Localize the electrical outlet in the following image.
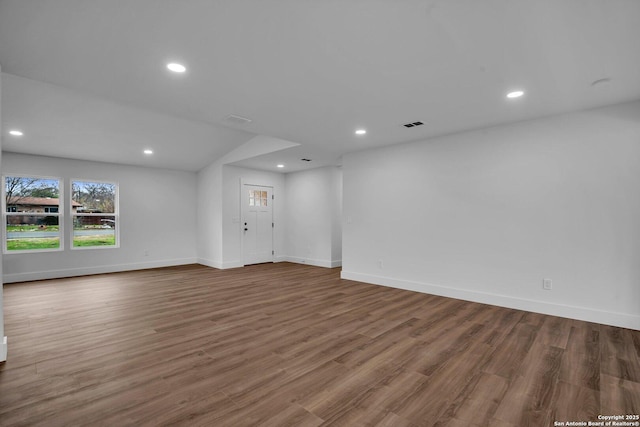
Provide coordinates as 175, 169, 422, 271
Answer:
543, 278, 552, 290
378, 259, 384, 269
144, 249, 149, 257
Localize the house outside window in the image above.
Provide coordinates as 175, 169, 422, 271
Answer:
3, 176, 64, 252
3, 177, 119, 252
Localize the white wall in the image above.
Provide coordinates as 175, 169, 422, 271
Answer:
284, 166, 342, 267
331, 167, 343, 264
196, 161, 224, 268
222, 165, 285, 268
2, 153, 198, 283
0, 66, 6, 361
342, 101, 640, 330
197, 162, 343, 270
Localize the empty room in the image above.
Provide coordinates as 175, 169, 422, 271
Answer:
0, 1, 639, 426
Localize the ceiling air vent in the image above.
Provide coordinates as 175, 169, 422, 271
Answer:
224, 114, 253, 126
403, 121, 424, 128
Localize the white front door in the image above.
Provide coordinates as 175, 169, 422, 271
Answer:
242, 184, 273, 265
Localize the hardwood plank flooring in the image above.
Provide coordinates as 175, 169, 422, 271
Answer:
1, 263, 639, 426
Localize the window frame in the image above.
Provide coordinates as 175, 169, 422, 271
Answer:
70, 178, 120, 250
2, 174, 64, 254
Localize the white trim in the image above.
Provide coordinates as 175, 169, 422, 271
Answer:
340, 270, 640, 331
3, 257, 197, 283
222, 260, 243, 269
0, 336, 7, 362
197, 257, 222, 269
280, 256, 342, 269
239, 178, 245, 266
197, 259, 243, 270
3, 246, 63, 255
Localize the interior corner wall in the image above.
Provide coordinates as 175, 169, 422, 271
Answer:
2, 153, 198, 283
341, 101, 640, 330
284, 166, 342, 268
197, 161, 224, 268
221, 165, 285, 268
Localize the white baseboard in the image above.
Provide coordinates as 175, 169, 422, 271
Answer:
0, 336, 7, 362
197, 258, 222, 269
3, 258, 198, 283
202, 257, 343, 269
221, 261, 243, 269
197, 258, 244, 269
279, 256, 342, 268
341, 270, 640, 331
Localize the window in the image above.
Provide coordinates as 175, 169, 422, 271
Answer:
3, 176, 62, 252
249, 190, 268, 207
72, 180, 118, 248
2, 177, 119, 252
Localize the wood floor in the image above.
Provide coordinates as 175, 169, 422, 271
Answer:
0, 263, 638, 426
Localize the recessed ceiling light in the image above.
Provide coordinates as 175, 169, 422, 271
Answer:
355, 129, 367, 135
143, 149, 153, 155
167, 63, 187, 73
506, 90, 524, 99
9, 129, 24, 136
277, 164, 285, 168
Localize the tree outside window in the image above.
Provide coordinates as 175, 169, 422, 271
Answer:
72, 180, 118, 248
3, 176, 62, 252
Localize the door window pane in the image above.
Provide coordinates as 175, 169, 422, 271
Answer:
250, 189, 268, 207
248, 189, 270, 207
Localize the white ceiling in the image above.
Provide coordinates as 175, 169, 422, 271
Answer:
1, 0, 639, 172
1, 73, 256, 171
